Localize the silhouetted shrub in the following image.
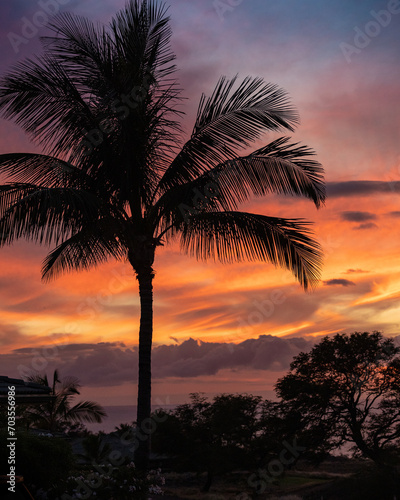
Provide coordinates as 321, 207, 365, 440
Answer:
0, 430, 75, 490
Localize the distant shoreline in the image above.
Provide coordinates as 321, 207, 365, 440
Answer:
85, 404, 176, 433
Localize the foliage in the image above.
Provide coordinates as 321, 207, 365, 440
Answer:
275, 331, 400, 466
0, 0, 325, 288
24, 370, 106, 433
114, 422, 135, 437
300, 463, 400, 500
0, 398, 33, 432
152, 393, 263, 490
77, 433, 112, 465
41, 463, 164, 500
0, 430, 76, 489
0, 0, 325, 469
151, 333, 400, 492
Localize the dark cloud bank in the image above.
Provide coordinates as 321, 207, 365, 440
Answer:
327, 181, 400, 198
339, 211, 379, 230
3, 334, 399, 388
324, 279, 356, 287
340, 211, 376, 222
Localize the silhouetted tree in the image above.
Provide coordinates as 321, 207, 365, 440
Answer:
25, 370, 106, 433
78, 433, 112, 465
0, 0, 324, 470
114, 422, 135, 437
275, 332, 400, 467
153, 393, 263, 491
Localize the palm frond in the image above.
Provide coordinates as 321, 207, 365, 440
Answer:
52, 369, 61, 393
43, 12, 111, 83
180, 211, 322, 290
156, 75, 300, 194
0, 53, 105, 157
153, 137, 325, 235
0, 186, 108, 246
0, 1, 325, 294
0, 184, 36, 221
59, 375, 81, 396
111, 0, 176, 80
195, 75, 299, 138
110, 0, 183, 205
26, 372, 49, 387
0, 153, 88, 188
67, 400, 107, 423
23, 371, 106, 430
215, 137, 325, 207
41, 224, 126, 281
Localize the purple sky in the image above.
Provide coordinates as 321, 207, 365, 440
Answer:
0, 0, 400, 413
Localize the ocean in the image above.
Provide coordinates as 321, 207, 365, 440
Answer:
86, 404, 176, 434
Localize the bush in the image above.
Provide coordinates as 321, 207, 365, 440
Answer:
44, 463, 165, 500
0, 430, 76, 490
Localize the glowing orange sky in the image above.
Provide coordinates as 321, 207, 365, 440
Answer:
0, 0, 399, 412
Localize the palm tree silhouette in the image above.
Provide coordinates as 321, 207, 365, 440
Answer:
25, 369, 106, 432
0, 1, 324, 469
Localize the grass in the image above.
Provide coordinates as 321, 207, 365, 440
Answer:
279, 474, 331, 488
160, 470, 334, 499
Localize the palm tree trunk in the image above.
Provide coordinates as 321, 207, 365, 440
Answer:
135, 268, 154, 471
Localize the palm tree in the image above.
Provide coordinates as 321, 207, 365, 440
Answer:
0, 1, 325, 469
25, 369, 106, 432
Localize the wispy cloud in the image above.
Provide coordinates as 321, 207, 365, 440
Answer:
341, 211, 377, 222
327, 181, 400, 198
354, 222, 378, 230
323, 279, 356, 287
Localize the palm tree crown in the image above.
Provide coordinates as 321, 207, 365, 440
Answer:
25, 369, 106, 432
0, 0, 325, 469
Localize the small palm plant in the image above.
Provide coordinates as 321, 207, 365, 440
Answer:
25, 369, 106, 433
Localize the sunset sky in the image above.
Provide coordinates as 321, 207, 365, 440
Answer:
0, 0, 399, 413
